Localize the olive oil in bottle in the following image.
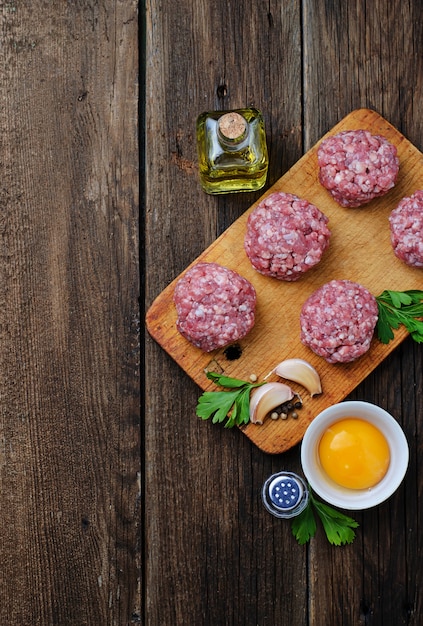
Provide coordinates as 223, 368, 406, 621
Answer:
196, 108, 268, 194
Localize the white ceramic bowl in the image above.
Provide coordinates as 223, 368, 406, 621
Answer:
301, 401, 409, 510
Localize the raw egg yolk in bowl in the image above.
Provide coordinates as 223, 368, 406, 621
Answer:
318, 417, 390, 490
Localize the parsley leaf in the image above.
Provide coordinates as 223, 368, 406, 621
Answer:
376, 290, 423, 344
291, 488, 359, 546
206, 372, 253, 388
196, 372, 265, 428
196, 389, 243, 425
291, 499, 317, 545
311, 495, 359, 546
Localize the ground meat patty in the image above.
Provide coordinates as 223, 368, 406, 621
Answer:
389, 190, 423, 267
317, 129, 399, 207
244, 192, 331, 281
173, 262, 256, 352
300, 279, 378, 363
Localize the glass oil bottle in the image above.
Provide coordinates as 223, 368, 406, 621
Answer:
196, 108, 268, 194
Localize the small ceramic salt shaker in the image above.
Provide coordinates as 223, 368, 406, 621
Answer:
261, 471, 309, 519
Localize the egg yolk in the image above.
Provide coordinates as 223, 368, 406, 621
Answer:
318, 418, 390, 489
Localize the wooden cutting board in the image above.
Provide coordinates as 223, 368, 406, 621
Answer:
146, 108, 423, 454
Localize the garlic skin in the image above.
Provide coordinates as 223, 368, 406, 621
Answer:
249, 382, 294, 425
272, 358, 322, 397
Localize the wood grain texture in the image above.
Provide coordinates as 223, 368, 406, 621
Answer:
303, 4, 423, 625
144, 0, 423, 624
146, 108, 422, 453
145, 1, 308, 624
0, 2, 140, 625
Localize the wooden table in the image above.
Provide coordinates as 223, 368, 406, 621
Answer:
0, 2, 139, 625
145, 2, 423, 626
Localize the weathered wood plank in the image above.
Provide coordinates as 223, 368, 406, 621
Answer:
304, 1, 423, 624
0, 2, 139, 624
145, 0, 306, 624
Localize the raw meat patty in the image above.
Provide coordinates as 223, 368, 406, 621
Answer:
300, 279, 378, 363
317, 129, 399, 207
173, 262, 256, 352
389, 190, 423, 267
244, 191, 331, 281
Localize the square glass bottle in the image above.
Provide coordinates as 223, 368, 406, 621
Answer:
196, 108, 268, 194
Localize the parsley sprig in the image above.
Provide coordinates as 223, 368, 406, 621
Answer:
196, 372, 265, 428
291, 489, 359, 546
376, 289, 423, 344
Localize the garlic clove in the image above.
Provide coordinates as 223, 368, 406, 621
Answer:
272, 358, 322, 397
249, 382, 294, 425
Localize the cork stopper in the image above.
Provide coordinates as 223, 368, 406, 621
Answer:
218, 112, 247, 141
